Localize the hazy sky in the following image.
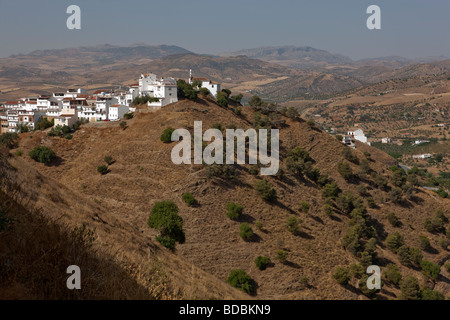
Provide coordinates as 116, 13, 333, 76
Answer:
0, 0, 449, 60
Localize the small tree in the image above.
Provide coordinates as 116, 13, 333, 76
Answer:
239, 223, 254, 241
199, 87, 210, 97
182, 192, 197, 207
421, 288, 445, 300
0, 132, 19, 149
386, 232, 404, 253
420, 260, 440, 281
286, 216, 301, 234
160, 127, 175, 143
350, 263, 365, 278
276, 250, 288, 264
400, 276, 420, 300
418, 235, 431, 251
104, 155, 113, 165
384, 263, 402, 285
226, 269, 254, 294
97, 165, 109, 175
299, 201, 310, 213
387, 212, 399, 227
227, 202, 243, 220
216, 91, 229, 108
254, 256, 271, 270
338, 161, 353, 180
148, 201, 185, 250
333, 266, 350, 285
29, 146, 56, 164
254, 179, 277, 202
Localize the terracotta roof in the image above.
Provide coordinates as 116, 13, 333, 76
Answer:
5, 101, 19, 104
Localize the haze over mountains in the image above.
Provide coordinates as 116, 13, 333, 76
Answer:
1, 43, 450, 102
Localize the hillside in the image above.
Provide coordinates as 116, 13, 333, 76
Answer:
2, 96, 449, 299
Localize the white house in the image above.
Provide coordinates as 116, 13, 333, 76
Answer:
412, 154, 432, 159
188, 70, 221, 98
17, 109, 45, 131
347, 128, 368, 144
138, 73, 178, 107
381, 137, 392, 144
95, 97, 117, 121
108, 104, 129, 121
7, 110, 19, 132
54, 108, 78, 128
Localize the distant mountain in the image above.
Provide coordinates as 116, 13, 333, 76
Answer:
12, 44, 194, 65
220, 46, 353, 68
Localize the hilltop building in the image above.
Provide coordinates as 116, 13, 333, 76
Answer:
188, 69, 221, 98
139, 73, 178, 107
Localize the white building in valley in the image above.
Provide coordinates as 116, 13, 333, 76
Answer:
347, 128, 369, 145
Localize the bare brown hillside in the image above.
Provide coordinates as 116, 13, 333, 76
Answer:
3, 97, 450, 299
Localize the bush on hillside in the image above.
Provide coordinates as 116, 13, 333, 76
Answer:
29, 146, 56, 164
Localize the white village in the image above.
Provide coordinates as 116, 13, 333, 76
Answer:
0, 71, 221, 134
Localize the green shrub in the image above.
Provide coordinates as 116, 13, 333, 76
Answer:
226, 269, 254, 294
35, 117, 53, 131
386, 232, 404, 253
420, 260, 440, 280
342, 148, 359, 164
321, 181, 340, 199
387, 212, 399, 227
388, 187, 403, 203
276, 250, 288, 264
97, 165, 109, 175
324, 204, 334, 216
421, 288, 445, 300
384, 263, 402, 285
286, 216, 301, 234
15, 150, 23, 157
0, 132, 18, 148
418, 235, 431, 251
148, 201, 185, 249
254, 256, 271, 270
226, 202, 243, 220
239, 223, 254, 241
104, 155, 113, 165
216, 91, 229, 108
366, 196, 376, 208
350, 263, 364, 278
119, 121, 127, 130
254, 179, 277, 202
299, 201, 310, 213
359, 274, 379, 298
333, 266, 350, 285
182, 192, 197, 207
160, 127, 175, 143
439, 238, 448, 250
199, 87, 210, 97
155, 236, 176, 250
124, 113, 134, 120
29, 146, 56, 164
400, 276, 420, 300
255, 221, 263, 230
